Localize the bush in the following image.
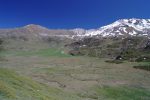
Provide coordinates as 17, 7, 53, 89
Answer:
105, 60, 124, 64
0, 39, 3, 51
133, 65, 150, 71
135, 56, 150, 62
121, 48, 140, 59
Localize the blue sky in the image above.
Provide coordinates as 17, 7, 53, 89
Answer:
0, 0, 150, 29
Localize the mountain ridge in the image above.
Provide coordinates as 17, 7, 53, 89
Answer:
0, 18, 150, 47
0, 18, 150, 39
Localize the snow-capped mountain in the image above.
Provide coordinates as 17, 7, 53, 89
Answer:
1, 18, 150, 40
72, 18, 150, 37
1, 18, 150, 53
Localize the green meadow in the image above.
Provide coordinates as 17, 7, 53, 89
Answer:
0, 48, 150, 100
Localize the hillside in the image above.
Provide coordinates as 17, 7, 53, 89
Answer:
0, 18, 150, 100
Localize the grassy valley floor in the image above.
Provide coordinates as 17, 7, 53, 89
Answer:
0, 48, 150, 100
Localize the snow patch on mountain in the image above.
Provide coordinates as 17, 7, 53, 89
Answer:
72, 18, 150, 37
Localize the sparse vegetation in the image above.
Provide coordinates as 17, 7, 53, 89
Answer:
0, 48, 71, 57
0, 46, 150, 100
79, 86, 150, 100
0, 68, 81, 100
99, 86, 150, 100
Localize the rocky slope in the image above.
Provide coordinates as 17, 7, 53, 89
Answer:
68, 19, 150, 60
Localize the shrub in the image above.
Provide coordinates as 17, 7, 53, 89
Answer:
133, 65, 150, 71
135, 56, 150, 62
105, 60, 124, 64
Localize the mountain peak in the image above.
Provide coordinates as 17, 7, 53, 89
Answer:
24, 24, 48, 30
117, 18, 150, 25
82, 18, 150, 37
